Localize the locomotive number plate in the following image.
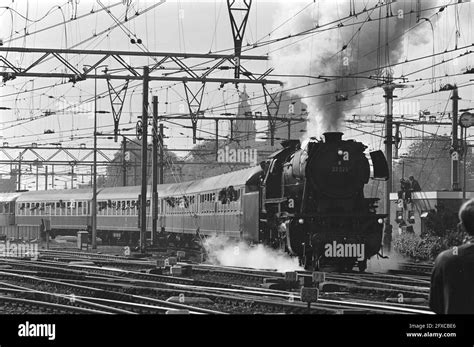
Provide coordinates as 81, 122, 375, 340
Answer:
331, 166, 349, 173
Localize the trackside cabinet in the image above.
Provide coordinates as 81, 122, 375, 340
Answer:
77, 230, 89, 250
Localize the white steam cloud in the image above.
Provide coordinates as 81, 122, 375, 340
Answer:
270, 0, 441, 139
367, 249, 408, 273
203, 235, 303, 272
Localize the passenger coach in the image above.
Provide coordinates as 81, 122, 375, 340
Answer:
11, 166, 263, 247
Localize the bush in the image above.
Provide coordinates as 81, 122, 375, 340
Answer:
422, 204, 459, 238
394, 230, 465, 261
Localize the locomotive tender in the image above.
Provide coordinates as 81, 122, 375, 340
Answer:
0, 132, 388, 271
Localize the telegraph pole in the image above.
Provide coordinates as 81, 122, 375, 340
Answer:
451, 85, 461, 191
159, 124, 164, 184
36, 165, 39, 191
215, 120, 219, 161
152, 95, 158, 244
91, 74, 98, 249
122, 137, 127, 186
382, 78, 412, 253
17, 153, 21, 191
383, 83, 394, 252
139, 66, 150, 253
45, 166, 48, 190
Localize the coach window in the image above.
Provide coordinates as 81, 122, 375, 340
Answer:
110, 201, 115, 216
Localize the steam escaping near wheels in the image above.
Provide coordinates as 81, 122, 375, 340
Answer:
202, 235, 303, 272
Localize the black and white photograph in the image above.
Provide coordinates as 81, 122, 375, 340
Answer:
0, 0, 473, 345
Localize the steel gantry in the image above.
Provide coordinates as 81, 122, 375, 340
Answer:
0, 0, 283, 252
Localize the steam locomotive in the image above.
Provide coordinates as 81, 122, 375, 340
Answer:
0, 132, 388, 272
260, 132, 389, 271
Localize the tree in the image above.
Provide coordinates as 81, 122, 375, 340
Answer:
181, 139, 246, 181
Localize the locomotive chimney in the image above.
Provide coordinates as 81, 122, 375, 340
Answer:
323, 132, 343, 143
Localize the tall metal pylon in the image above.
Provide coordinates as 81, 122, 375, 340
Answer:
227, 0, 252, 80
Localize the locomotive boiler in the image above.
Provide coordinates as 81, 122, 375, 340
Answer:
260, 132, 389, 271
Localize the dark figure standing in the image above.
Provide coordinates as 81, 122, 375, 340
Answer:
408, 176, 421, 192
429, 199, 474, 314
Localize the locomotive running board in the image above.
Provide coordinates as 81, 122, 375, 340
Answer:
264, 197, 288, 204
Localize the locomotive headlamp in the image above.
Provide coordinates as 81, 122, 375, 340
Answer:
298, 218, 304, 224
337, 149, 343, 155
377, 218, 384, 224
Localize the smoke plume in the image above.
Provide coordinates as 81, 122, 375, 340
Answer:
271, 0, 440, 138
203, 235, 303, 272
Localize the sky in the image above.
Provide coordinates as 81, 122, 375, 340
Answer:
0, 0, 473, 189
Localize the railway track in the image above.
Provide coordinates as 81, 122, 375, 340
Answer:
0, 256, 434, 314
